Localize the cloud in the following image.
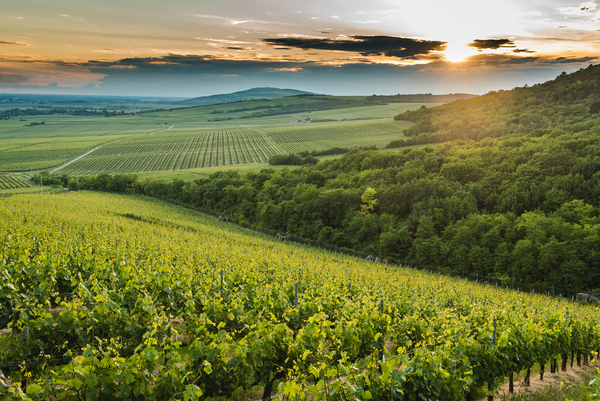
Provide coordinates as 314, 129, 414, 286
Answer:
467, 39, 516, 50
194, 37, 251, 45
60, 14, 85, 21
0, 39, 30, 46
351, 20, 381, 24
8, 17, 23, 20
92, 49, 120, 53
190, 13, 290, 26
557, 2, 597, 16
262, 35, 447, 59
267, 67, 303, 72
543, 56, 598, 64
513, 49, 535, 53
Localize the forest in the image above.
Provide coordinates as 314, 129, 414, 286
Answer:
51, 64, 600, 296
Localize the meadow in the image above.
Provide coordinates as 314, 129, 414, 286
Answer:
1, 191, 599, 400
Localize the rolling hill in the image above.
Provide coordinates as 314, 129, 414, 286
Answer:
172, 87, 316, 106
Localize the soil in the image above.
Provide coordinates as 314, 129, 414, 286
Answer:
493, 360, 600, 400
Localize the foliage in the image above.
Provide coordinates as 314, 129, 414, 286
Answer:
2, 192, 600, 400
269, 153, 319, 166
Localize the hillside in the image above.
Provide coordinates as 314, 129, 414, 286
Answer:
2, 192, 600, 400
394, 64, 600, 143
172, 87, 315, 106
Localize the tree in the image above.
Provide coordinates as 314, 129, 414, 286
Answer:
360, 187, 378, 215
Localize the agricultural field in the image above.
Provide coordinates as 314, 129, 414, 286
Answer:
292, 102, 444, 122
0, 115, 165, 171
0, 174, 30, 190
1, 191, 599, 400
262, 119, 413, 153
58, 127, 282, 174
0, 97, 433, 174
56, 119, 414, 175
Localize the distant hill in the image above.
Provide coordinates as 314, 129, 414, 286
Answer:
173, 87, 316, 107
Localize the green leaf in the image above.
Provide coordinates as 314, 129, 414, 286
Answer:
183, 384, 203, 401
26, 383, 43, 396
203, 361, 213, 375
144, 346, 159, 362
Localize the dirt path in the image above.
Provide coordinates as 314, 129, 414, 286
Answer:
494, 360, 600, 400
50, 145, 106, 175
148, 124, 174, 135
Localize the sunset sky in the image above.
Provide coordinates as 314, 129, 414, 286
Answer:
1, 0, 599, 97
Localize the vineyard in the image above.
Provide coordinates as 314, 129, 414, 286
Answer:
1, 192, 599, 400
0, 174, 30, 190
56, 120, 414, 175
59, 128, 282, 175
262, 120, 412, 153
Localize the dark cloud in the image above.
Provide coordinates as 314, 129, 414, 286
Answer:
468, 39, 516, 50
0, 39, 29, 46
544, 56, 597, 64
513, 49, 535, 53
262, 35, 447, 59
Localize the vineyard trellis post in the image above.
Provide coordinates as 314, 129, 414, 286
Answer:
488, 318, 496, 401
379, 299, 385, 373
294, 282, 298, 306
21, 327, 29, 390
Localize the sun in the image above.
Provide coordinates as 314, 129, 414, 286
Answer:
444, 42, 478, 63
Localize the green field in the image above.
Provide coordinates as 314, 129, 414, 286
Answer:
0, 97, 431, 174
262, 119, 413, 153
2, 191, 599, 400
53, 119, 412, 175
0, 173, 31, 190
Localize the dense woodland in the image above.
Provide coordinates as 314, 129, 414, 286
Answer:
54, 65, 600, 296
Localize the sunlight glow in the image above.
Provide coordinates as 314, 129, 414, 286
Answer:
444, 42, 478, 63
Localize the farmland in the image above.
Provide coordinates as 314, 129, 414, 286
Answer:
59, 127, 282, 174
1, 191, 599, 400
0, 97, 431, 174
0, 174, 30, 190
54, 120, 413, 175
262, 119, 413, 153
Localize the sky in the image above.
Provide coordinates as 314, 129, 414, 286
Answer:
1, 0, 599, 97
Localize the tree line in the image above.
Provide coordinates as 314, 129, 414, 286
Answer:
49, 123, 600, 295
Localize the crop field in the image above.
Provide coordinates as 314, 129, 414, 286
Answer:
1, 191, 599, 400
0, 98, 433, 174
59, 127, 282, 174
293, 102, 444, 121
56, 119, 413, 174
0, 115, 165, 171
263, 119, 413, 153
0, 174, 30, 190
